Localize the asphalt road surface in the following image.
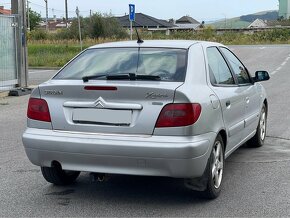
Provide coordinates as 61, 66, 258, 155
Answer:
1, 45, 290, 217
28, 69, 57, 86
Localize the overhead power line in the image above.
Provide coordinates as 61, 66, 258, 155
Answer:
28, 1, 90, 14
26, 1, 225, 22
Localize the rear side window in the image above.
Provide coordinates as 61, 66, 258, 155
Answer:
219, 47, 251, 85
54, 48, 187, 82
207, 47, 235, 85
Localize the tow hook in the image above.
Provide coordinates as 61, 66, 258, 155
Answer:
90, 173, 109, 183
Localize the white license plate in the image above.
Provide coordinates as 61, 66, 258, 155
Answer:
73, 108, 132, 125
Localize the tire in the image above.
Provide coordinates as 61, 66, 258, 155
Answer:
202, 134, 225, 199
248, 104, 267, 148
41, 166, 80, 186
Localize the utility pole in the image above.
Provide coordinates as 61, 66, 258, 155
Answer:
222, 13, 227, 29
224, 17, 227, 29
11, 0, 28, 87
52, 8, 55, 22
65, 0, 68, 28
27, 0, 30, 31
44, 0, 48, 31
11, 0, 18, 14
76, 7, 83, 51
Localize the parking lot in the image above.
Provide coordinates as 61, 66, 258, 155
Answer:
1, 45, 290, 217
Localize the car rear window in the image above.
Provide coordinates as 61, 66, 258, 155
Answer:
53, 48, 187, 82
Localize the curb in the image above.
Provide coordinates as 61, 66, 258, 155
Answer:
29, 67, 61, 71
0, 91, 9, 98
0, 86, 37, 98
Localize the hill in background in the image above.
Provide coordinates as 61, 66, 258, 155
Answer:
209, 11, 278, 29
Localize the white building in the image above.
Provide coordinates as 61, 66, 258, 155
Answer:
247, 19, 268, 28
279, 0, 290, 19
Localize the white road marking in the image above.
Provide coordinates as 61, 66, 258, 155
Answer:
271, 71, 277, 75
281, 61, 287, 66
260, 47, 266, 50
271, 55, 290, 76
29, 70, 57, 74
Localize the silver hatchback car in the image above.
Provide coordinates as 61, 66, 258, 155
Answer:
23, 40, 269, 199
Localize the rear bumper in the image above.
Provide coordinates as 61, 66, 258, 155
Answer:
22, 128, 216, 178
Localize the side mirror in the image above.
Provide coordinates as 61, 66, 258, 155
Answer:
254, 71, 270, 82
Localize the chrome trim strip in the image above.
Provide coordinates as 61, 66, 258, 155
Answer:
225, 130, 256, 158
228, 120, 244, 137
63, 96, 143, 110
245, 112, 259, 127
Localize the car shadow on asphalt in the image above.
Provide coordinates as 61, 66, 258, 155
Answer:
42, 174, 213, 206
40, 144, 265, 206
40, 140, 282, 207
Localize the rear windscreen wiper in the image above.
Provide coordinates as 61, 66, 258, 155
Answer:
83, 73, 161, 82
107, 74, 161, 81
137, 75, 161, 81
82, 74, 107, 82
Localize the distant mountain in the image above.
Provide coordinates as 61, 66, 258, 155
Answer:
209, 18, 250, 29
209, 11, 278, 29
240, 11, 278, 22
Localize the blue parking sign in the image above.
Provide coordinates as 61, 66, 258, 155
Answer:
129, 4, 135, 21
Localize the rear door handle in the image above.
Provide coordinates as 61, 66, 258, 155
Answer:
246, 97, 250, 104
226, 100, 231, 108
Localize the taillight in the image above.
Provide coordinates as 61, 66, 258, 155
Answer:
27, 98, 51, 122
155, 103, 201, 128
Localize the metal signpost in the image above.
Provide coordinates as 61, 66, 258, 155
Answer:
44, 0, 48, 31
76, 7, 83, 51
129, 4, 135, 40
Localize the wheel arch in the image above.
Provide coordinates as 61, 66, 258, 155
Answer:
218, 129, 227, 152
263, 99, 268, 114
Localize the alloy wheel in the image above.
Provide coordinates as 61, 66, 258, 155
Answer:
211, 141, 224, 189
260, 109, 266, 141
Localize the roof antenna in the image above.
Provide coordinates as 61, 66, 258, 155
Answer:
135, 28, 144, 44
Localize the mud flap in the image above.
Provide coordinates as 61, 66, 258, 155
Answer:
184, 157, 210, 191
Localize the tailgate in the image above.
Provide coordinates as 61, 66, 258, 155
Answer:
39, 80, 183, 135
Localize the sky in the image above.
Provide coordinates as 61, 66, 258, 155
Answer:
1, 0, 279, 22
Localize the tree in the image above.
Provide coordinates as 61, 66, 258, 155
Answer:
68, 13, 127, 39
86, 13, 105, 39
27, 8, 41, 31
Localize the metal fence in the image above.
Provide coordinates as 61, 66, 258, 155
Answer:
0, 15, 18, 91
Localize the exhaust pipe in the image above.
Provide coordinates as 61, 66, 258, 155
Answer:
90, 173, 109, 183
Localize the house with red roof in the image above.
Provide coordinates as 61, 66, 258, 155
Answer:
0, 6, 11, 15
